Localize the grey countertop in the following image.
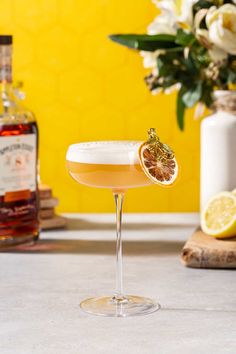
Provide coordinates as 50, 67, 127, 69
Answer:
0, 213, 235, 354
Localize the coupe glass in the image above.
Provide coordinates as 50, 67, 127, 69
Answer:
66, 141, 160, 317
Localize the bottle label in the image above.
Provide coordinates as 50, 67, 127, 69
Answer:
0, 134, 37, 197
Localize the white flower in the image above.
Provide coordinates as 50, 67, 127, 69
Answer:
150, 1, 178, 35
164, 83, 181, 94
206, 4, 236, 55
196, 28, 228, 62
140, 50, 161, 69
194, 8, 208, 29
151, 88, 162, 95
147, 14, 177, 35
152, 0, 198, 27
152, 0, 176, 15
194, 102, 205, 119
209, 46, 228, 62
179, 0, 198, 26
143, 3, 176, 71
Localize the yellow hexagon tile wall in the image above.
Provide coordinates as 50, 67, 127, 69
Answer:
0, 0, 200, 212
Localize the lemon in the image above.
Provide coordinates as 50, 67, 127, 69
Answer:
201, 191, 236, 239
232, 188, 236, 197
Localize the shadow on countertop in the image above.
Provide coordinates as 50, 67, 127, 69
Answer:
1, 216, 195, 255
65, 217, 198, 232
1, 239, 184, 255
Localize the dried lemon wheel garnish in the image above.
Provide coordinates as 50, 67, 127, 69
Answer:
139, 128, 179, 186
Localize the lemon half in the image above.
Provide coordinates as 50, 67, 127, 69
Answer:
232, 188, 236, 197
201, 191, 236, 239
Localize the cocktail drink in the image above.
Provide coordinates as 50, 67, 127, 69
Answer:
67, 141, 152, 191
66, 132, 178, 317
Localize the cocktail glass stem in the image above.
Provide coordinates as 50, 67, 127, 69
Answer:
113, 192, 125, 301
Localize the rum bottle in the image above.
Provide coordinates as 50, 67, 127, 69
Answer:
0, 35, 39, 247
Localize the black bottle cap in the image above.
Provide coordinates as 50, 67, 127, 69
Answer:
0, 35, 13, 45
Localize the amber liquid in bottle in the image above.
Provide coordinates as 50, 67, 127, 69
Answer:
0, 121, 39, 246
0, 35, 39, 247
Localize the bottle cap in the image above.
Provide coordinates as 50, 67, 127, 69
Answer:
0, 35, 13, 45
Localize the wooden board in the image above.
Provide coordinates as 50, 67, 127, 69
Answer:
39, 208, 55, 219
40, 198, 59, 209
181, 228, 236, 269
40, 215, 67, 230
39, 184, 52, 200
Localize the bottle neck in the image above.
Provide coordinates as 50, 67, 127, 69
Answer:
212, 90, 236, 116
0, 44, 12, 90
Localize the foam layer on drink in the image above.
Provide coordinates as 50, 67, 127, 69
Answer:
66, 141, 142, 165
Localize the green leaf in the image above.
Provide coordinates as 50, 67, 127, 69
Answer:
109, 34, 178, 52
157, 56, 168, 76
175, 29, 195, 47
177, 88, 186, 131
193, 0, 212, 12
182, 82, 202, 108
201, 82, 213, 107
227, 69, 236, 84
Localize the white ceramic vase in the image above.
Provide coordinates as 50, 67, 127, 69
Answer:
200, 91, 236, 210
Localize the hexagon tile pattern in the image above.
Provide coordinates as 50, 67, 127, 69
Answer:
0, 0, 200, 212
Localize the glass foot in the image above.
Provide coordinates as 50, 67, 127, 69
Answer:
80, 295, 160, 317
